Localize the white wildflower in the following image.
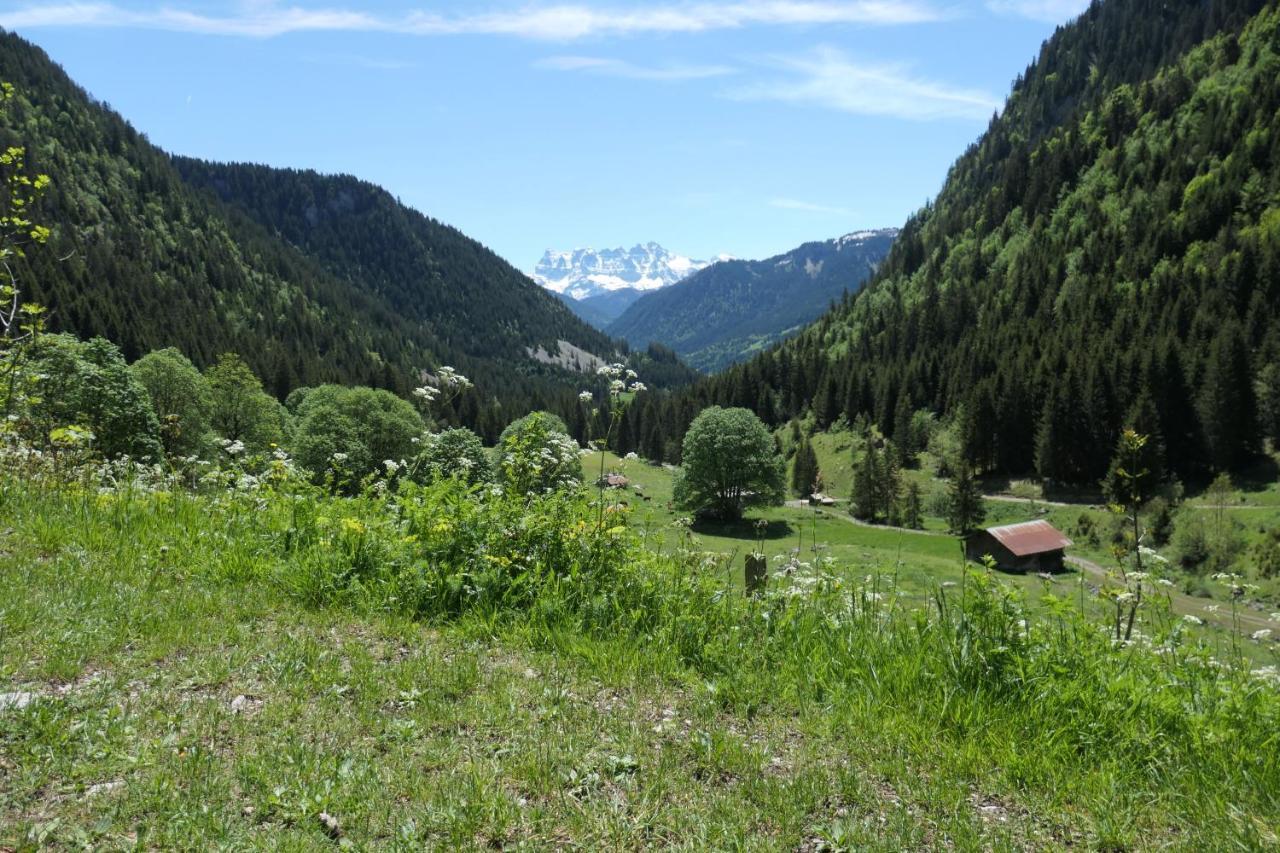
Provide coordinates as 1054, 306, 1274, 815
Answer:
1138, 546, 1168, 565
629, 382, 647, 393
1182, 614, 1204, 626
383, 459, 400, 475
331, 452, 349, 464
1252, 629, 1273, 641
579, 391, 593, 403
1252, 666, 1280, 685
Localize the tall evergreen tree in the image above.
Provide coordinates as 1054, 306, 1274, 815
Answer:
791, 437, 819, 497
1198, 322, 1258, 471
945, 466, 986, 536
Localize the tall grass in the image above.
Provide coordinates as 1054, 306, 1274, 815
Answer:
2, 450, 1278, 846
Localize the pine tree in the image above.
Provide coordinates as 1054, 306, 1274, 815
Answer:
878, 443, 903, 525
1198, 322, 1258, 471
893, 394, 915, 461
791, 437, 819, 497
902, 481, 923, 530
851, 444, 881, 521
945, 466, 985, 535
1256, 362, 1280, 448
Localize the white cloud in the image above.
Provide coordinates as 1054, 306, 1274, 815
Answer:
0, 1, 945, 40
986, 0, 1090, 24
770, 197, 853, 216
535, 55, 736, 81
729, 46, 1000, 121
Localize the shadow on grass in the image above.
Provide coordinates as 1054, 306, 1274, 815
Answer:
1232, 454, 1280, 493
691, 517, 794, 541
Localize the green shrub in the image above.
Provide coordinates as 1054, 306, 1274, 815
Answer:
24, 334, 161, 459
498, 411, 568, 446
412, 427, 492, 487
496, 411, 581, 496
290, 385, 423, 487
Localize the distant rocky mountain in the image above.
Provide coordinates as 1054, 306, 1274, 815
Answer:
533, 243, 724, 325
608, 229, 897, 372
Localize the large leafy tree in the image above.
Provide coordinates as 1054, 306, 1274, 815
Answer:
673, 406, 784, 521
205, 353, 284, 452
25, 334, 161, 459
131, 347, 211, 457
290, 384, 423, 485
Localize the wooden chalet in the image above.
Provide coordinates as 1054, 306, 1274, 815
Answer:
965, 520, 1073, 572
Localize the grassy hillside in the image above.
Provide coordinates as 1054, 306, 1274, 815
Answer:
3, 449, 1280, 849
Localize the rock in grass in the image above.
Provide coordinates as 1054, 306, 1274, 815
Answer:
0, 692, 36, 710
318, 811, 342, 839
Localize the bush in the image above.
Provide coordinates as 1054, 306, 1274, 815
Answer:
1174, 514, 1211, 570
131, 347, 212, 457
24, 334, 162, 459
413, 427, 492, 487
496, 411, 581, 496
1251, 528, 1280, 579
1146, 496, 1174, 546
498, 411, 568, 447
290, 385, 424, 487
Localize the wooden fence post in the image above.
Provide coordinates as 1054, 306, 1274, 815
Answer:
745, 553, 767, 596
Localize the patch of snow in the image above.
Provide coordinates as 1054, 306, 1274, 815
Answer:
836, 227, 899, 250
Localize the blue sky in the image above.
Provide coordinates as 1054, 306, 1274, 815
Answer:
0, 1, 1089, 270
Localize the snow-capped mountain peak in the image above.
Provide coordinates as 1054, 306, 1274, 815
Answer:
836, 227, 899, 249
532, 243, 721, 301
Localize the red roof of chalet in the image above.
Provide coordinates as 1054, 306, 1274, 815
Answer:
984, 520, 1073, 557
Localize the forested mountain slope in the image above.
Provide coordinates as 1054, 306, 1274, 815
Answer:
172, 158, 618, 375
649, 0, 1279, 483
0, 31, 656, 439
608, 229, 896, 372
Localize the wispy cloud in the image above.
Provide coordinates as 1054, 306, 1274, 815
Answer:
0, 1, 945, 40
729, 46, 1000, 121
986, 0, 1090, 24
535, 55, 735, 81
770, 197, 853, 216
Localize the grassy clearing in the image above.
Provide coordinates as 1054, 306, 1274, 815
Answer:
584, 452, 1280, 650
